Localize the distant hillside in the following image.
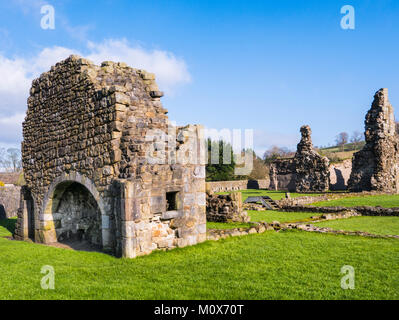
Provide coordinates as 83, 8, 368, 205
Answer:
318, 141, 365, 163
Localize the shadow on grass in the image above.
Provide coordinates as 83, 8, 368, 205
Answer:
0, 218, 16, 235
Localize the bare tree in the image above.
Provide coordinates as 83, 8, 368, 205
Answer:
336, 132, 349, 152
0, 148, 22, 173
263, 146, 293, 163
248, 155, 269, 180
350, 131, 363, 150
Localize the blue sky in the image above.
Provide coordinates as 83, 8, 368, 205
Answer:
0, 0, 398, 155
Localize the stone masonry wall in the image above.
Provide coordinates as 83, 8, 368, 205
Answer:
0, 185, 21, 218
294, 125, 330, 192
269, 159, 296, 191
329, 159, 352, 191
206, 192, 250, 223
348, 88, 399, 193
269, 125, 329, 192
16, 55, 206, 258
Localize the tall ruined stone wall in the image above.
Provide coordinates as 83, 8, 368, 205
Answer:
294, 125, 330, 192
269, 126, 329, 192
329, 159, 352, 191
16, 55, 206, 258
269, 159, 296, 191
348, 89, 399, 193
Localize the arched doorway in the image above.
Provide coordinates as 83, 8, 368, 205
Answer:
41, 175, 107, 252
53, 182, 102, 248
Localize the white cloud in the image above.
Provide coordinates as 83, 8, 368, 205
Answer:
0, 39, 191, 146
29, 46, 79, 75
86, 39, 191, 93
0, 113, 24, 145
0, 56, 31, 120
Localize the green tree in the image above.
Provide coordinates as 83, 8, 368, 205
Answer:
206, 139, 238, 181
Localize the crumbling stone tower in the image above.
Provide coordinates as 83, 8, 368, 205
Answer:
348, 88, 399, 193
14, 55, 206, 258
294, 125, 330, 192
269, 125, 329, 192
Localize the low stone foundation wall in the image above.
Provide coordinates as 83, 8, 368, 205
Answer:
281, 204, 399, 217
277, 191, 393, 207
294, 224, 399, 239
207, 207, 399, 242
207, 210, 361, 241
207, 222, 274, 241
278, 195, 333, 207
206, 180, 269, 193
0, 185, 21, 219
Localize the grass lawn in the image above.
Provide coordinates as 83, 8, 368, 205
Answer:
1, 218, 399, 299
248, 210, 320, 223
217, 189, 323, 201
314, 216, 399, 236
0, 218, 16, 237
312, 194, 399, 208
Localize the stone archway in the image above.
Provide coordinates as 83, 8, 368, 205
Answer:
52, 182, 102, 248
40, 172, 110, 251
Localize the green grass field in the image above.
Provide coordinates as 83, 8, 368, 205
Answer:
1, 220, 399, 300
206, 211, 320, 230
3, 190, 399, 300
312, 194, 399, 208
314, 216, 399, 236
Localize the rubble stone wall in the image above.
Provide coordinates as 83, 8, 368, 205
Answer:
269, 159, 296, 191
15, 55, 206, 258
278, 194, 333, 207
329, 159, 352, 191
348, 88, 399, 193
0, 185, 21, 218
269, 126, 329, 192
294, 126, 330, 192
206, 192, 250, 223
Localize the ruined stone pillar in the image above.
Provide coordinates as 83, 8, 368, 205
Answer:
348, 88, 399, 193
294, 125, 330, 192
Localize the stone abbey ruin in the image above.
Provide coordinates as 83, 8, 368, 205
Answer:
348, 88, 399, 193
14, 55, 206, 258
270, 88, 399, 194
269, 125, 330, 192
8, 53, 399, 258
